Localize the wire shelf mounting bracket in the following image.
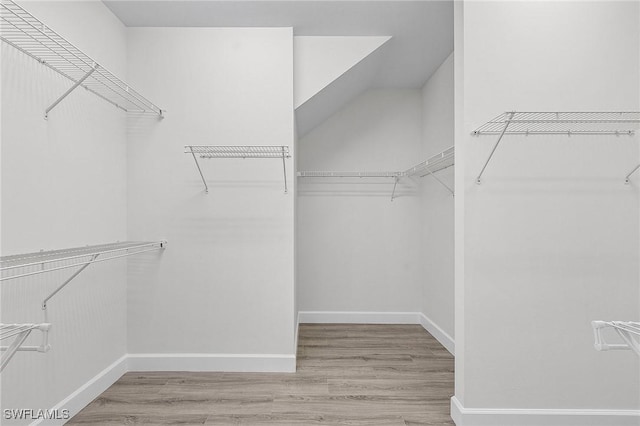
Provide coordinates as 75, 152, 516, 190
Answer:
472, 112, 640, 184
185, 146, 291, 194
592, 320, 640, 356
1, 0, 164, 119
0, 323, 51, 372
625, 164, 640, 184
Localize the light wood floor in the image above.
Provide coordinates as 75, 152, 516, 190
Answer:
69, 324, 455, 425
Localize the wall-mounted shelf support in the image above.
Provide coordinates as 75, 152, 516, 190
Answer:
184, 146, 291, 194
1, 0, 164, 119
624, 164, 640, 184
44, 63, 98, 120
0, 324, 51, 372
475, 112, 514, 184
592, 320, 640, 356
473, 112, 640, 183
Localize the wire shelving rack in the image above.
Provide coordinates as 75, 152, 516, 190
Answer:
298, 146, 455, 200
472, 112, 640, 183
0, 0, 163, 119
185, 145, 291, 194
0, 241, 166, 372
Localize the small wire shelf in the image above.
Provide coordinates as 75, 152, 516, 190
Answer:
592, 320, 640, 356
186, 145, 290, 159
297, 171, 402, 178
1, 323, 51, 373
472, 111, 640, 183
0, 0, 163, 119
184, 145, 291, 194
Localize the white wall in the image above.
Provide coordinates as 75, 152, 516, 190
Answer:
455, 0, 639, 420
1, 1, 129, 422
296, 89, 423, 314
126, 28, 296, 363
421, 53, 455, 341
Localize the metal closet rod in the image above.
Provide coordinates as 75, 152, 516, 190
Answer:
0, 0, 163, 119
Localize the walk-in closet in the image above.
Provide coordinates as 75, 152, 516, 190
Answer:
1, 1, 638, 425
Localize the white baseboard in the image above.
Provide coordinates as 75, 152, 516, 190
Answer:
298, 310, 455, 356
298, 310, 423, 324
418, 312, 455, 355
451, 396, 640, 426
127, 353, 296, 373
31, 355, 128, 426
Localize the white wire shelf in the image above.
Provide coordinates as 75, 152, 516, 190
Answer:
473, 112, 640, 136
592, 320, 640, 356
404, 146, 455, 176
0, 241, 167, 282
403, 146, 455, 196
184, 145, 291, 194
0, 323, 51, 372
297, 146, 455, 200
0, 241, 165, 372
0, 0, 163, 119
472, 112, 640, 183
297, 171, 402, 178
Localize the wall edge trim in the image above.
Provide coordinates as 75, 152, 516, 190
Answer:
418, 312, 455, 355
450, 396, 640, 426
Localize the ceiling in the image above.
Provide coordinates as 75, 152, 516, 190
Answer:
103, 0, 454, 88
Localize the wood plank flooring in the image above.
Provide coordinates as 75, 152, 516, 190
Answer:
69, 324, 454, 425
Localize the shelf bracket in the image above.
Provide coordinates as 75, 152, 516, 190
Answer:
44, 63, 98, 120
189, 147, 209, 193
42, 254, 99, 311
625, 164, 640, 184
476, 111, 515, 184
282, 146, 288, 194
390, 176, 400, 201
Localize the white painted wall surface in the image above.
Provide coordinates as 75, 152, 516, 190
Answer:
1, 1, 129, 422
457, 0, 639, 415
421, 53, 454, 340
297, 89, 423, 313
126, 28, 296, 359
